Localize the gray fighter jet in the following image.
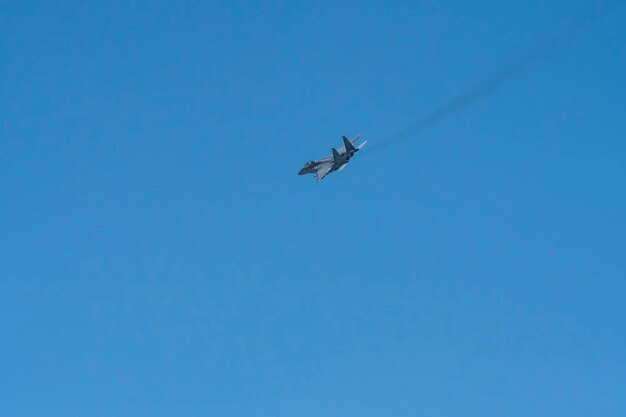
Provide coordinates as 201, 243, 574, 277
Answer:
298, 135, 368, 182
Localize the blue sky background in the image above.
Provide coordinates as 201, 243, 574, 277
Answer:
2, 1, 625, 416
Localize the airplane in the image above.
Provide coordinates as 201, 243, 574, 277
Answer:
298, 135, 367, 182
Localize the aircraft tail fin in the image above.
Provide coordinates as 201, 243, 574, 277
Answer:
342, 136, 356, 153
332, 148, 342, 164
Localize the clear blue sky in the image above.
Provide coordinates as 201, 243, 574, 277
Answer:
2, 1, 625, 416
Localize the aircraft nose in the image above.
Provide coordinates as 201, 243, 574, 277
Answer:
298, 168, 306, 175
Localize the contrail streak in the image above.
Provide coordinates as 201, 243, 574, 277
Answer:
365, 2, 619, 154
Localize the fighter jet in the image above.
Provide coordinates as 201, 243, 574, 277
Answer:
298, 135, 367, 182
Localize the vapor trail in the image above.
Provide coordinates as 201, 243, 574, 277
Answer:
365, 3, 619, 154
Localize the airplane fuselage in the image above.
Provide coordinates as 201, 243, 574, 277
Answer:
298, 159, 328, 175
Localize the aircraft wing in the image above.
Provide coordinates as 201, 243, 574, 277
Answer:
315, 162, 333, 182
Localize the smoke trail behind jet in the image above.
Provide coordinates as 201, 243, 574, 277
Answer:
365, 3, 619, 154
